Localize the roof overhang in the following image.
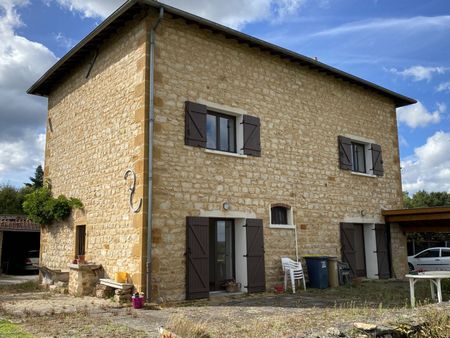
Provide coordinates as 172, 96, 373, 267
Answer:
0, 215, 40, 232
27, 0, 416, 107
382, 207, 450, 233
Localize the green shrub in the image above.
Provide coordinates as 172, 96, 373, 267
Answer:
23, 187, 83, 225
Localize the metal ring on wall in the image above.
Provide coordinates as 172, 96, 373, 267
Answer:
124, 169, 142, 213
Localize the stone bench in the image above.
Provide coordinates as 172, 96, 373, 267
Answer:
97, 278, 134, 303
99, 278, 133, 290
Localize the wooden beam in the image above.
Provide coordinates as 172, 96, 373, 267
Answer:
385, 212, 450, 223
382, 207, 450, 216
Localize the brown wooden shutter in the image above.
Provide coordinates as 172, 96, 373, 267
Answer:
186, 216, 209, 299
338, 136, 352, 170
242, 115, 261, 157
371, 144, 384, 176
375, 223, 391, 279
185, 101, 207, 147
340, 223, 357, 277
245, 219, 265, 293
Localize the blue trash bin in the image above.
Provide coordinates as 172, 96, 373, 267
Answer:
305, 256, 329, 289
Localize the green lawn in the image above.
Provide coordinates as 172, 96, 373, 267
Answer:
0, 320, 34, 338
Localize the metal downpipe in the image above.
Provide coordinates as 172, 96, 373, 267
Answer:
146, 6, 164, 302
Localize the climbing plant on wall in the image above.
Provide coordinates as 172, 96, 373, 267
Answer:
23, 187, 83, 225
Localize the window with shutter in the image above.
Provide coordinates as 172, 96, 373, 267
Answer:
338, 135, 383, 177
242, 115, 261, 157
206, 111, 236, 153
185, 101, 261, 158
338, 136, 352, 171
185, 101, 207, 147
371, 144, 384, 176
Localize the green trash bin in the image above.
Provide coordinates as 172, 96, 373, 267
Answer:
305, 256, 329, 289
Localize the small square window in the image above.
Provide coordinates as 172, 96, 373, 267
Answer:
271, 206, 288, 225
269, 204, 294, 228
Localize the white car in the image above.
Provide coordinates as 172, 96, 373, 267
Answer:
24, 250, 39, 272
408, 247, 450, 271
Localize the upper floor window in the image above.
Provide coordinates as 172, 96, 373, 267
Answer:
352, 142, 366, 173
185, 101, 261, 157
338, 135, 384, 176
206, 111, 236, 153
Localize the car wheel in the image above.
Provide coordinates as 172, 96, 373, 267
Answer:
408, 263, 414, 271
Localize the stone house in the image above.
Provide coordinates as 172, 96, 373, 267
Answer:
28, 0, 416, 301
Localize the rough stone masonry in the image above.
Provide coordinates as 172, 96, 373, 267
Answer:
39, 6, 408, 301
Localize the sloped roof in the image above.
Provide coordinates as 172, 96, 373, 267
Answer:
27, 0, 416, 107
0, 215, 40, 232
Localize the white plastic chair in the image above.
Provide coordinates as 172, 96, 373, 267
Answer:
281, 257, 306, 293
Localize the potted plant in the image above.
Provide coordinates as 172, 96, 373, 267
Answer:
222, 279, 241, 293
274, 284, 284, 293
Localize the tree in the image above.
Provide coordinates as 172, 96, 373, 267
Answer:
403, 190, 450, 255
26, 165, 44, 189
0, 185, 25, 214
403, 190, 450, 208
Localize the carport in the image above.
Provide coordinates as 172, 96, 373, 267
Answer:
382, 207, 450, 255
0, 215, 40, 274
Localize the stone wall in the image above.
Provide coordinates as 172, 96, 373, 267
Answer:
149, 13, 406, 300
390, 223, 408, 278
42, 15, 149, 291
41, 8, 408, 301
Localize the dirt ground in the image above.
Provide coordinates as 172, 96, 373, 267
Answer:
0, 279, 449, 337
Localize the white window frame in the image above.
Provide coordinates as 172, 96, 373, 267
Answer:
198, 99, 247, 158
344, 134, 376, 178
269, 204, 295, 229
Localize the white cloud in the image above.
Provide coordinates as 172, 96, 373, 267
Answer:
162, 0, 305, 28
54, 32, 76, 51
53, 0, 124, 19
389, 66, 448, 82
0, 1, 56, 185
396, 102, 444, 129
51, 0, 306, 29
402, 131, 450, 194
399, 134, 409, 147
437, 81, 450, 92
0, 132, 45, 175
312, 15, 450, 37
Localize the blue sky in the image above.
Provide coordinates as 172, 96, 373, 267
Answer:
0, 0, 450, 193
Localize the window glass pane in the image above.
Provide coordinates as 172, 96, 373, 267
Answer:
417, 249, 439, 258
228, 118, 235, 152
219, 117, 229, 151
206, 114, 216, 149
352, 143, 366, 173
442, 249, 450, 257
271, 206, 288, 224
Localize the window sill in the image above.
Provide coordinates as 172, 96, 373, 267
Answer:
269, 224, 296, 229
204, 149, 248, 158
351, 171, 377, 178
